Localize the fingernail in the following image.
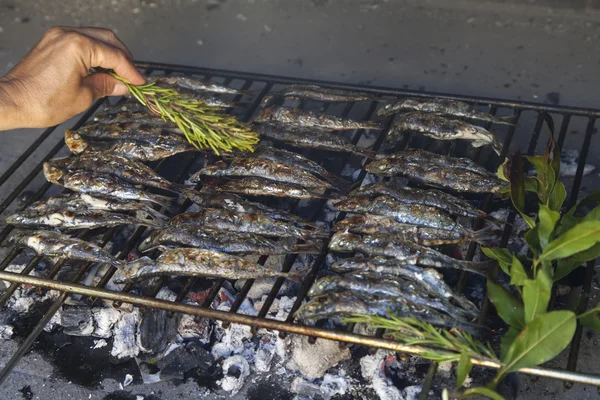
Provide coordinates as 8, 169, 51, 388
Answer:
111, 81, 128, 96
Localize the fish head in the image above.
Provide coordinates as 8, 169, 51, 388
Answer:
43, 162, 65, 184
296, 291, 364, 320
112, 256, 155, 284
64, 129, 88, 154
332, 197, 364, 213
253, 108, 275, 123
307, 275, 338, 297
329, 231, 360, 252
333, 215, 365, 231
6, 230, 28, 245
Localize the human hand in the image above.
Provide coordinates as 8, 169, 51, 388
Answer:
0, 26, 145, 130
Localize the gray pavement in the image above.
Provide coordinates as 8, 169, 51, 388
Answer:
0, 0, 600, 399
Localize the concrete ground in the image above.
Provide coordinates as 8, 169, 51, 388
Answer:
0, 0, 600, 399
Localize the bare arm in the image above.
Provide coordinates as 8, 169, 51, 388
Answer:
0, 26, 145, 130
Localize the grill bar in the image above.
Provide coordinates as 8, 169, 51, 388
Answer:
0, 62, 598, 391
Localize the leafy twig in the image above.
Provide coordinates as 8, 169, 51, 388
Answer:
110, 72, 259, 155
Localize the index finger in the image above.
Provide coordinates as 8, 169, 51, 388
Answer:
86, 39, 145, 85
70, 27, 134, 60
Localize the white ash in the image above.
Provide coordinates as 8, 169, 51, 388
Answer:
560, 149, 595, 177
8, 287, 60, 315
211, 322, 254, 361
155, 287, 178, 301
92, 307, 122, 338
254, 332, 278, 372
437, 361, 452, 378
177, 314, 212, 343
320, 373, 349, 398
290, 377, 322, 398
220, 355, 250, 395
0, 324, 13, 339
111, 308, 143, 360
404, 386, 423, 400
289, 335, 351, 380
123, 373, 134, 387
92, 339, 108, 349
352, 322, 380, 337
44, 306, 62, 332
235, 277, 295, 301
360, 351, 404, 400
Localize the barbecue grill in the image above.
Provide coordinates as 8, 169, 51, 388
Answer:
0, 61, 598, 396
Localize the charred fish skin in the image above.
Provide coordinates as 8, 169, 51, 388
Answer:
6, 230, 121, 266
308, 273, 470, 320
191, 157, 332, 190
389, 112, 503, 155
254, 107, 382, 131
333, 195, 466, 233
73, 122, 182, 140
43, 164, 174, 207
328, 231, 490, 276
92, 109, 167, 126
169, 209, 327, 239
149, 76, 244, 95
377, 97, 514, 125
181, 189, 308, 224
65, 131, 196, 161
249, 145, 351, 190
255, 124, 375, 158
204, 176, 329, 199
330, 256, 479, 314
113, 248, 304, 284
48, 153, 179, 192
138, 225, 318, 255
5, 208, 161, 230
351, 182, 482, 219
365, 150, 505, 194
273, 85, 375, 103
333, 215, 476, 246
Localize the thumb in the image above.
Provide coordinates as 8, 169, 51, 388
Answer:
82, 72, 128, 99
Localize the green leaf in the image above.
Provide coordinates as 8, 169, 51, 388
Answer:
522, 269, 552, 324
501, 310, 576, 372
579, 307, 600, 334
554, 243, 600, 281
456, 352, 473, 388
538, 204, 560, 249
462, 387, 505, 400
540, 221, 600, 262
509, 256, 528, 287
496, 158, 509, 182
500, 326, 520, 360
558, 214, 582, 236
548, 181, 566, 212
582, 204, 600, 223
525, 155, 550, 202
482, 247, 512, 276
509, 151, 536, 228
487, 280, 525, 329
525, 226, 541, 257
564, 189, 600, 220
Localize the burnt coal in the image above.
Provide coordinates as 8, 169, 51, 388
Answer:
156, 342, 213, 381
103, 391, 161, 400
139, 309, 180, 354
61, 306, 94, 336
19, 385, 33, 400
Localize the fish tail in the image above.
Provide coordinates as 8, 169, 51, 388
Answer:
291, 243, 323, 254
137, 207, 170, 223
286, 267, 310, 284
495, 115, 516, 125
362, 121, 384, 130
469, 225, 498, 244
145, 193, 175, 209
302, 229, 330, 240
166, 182, 197, 193
321, 172, 353, 193
354, 148, 378, 159
462, 259, 495, 278
137, 218, 166, 229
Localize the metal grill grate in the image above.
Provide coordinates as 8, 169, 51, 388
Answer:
0, 61, 599, 391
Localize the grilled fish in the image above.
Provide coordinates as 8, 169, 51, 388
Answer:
247, 145, 351, 190
329, 231, 491, 276
333, 195, 465, 233
309, 272, 473, 320
70, 122, 182, 140
388, 112, 503, 155
28, 193, 168, 222
351, 182, 484, 219
6, 208, 162, 230
44, 164, 174, 207
169, 209, 327, 239
256, 124, 375, 158
366, 149, 505, 193
150, 76, 244, 95
191, 158, 332, 190
6, 230, 121, 266
254, 107, 382, 131
138, 225, 320, 254
261, 85, 374, 107
377, 97, 514, 125
295, 290, 477, 331
181, 189, 311, 225
65, 131, 196, 161
93, 109, 167, 126
203, 176, 329, 199
113, 248, 305, 284
333, 215, 485, 246
48, 153, 184, 192
330, 256, 478, 313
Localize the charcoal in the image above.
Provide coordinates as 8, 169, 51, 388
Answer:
157, 342, 214, 381
61, 306, 94, 336
139, 309, 179, 354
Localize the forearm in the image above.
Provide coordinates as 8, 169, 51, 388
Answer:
0, 79, 26, 131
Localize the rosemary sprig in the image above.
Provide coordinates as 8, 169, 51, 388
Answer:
344, 314, 498, 364
109, 72, 259, 155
